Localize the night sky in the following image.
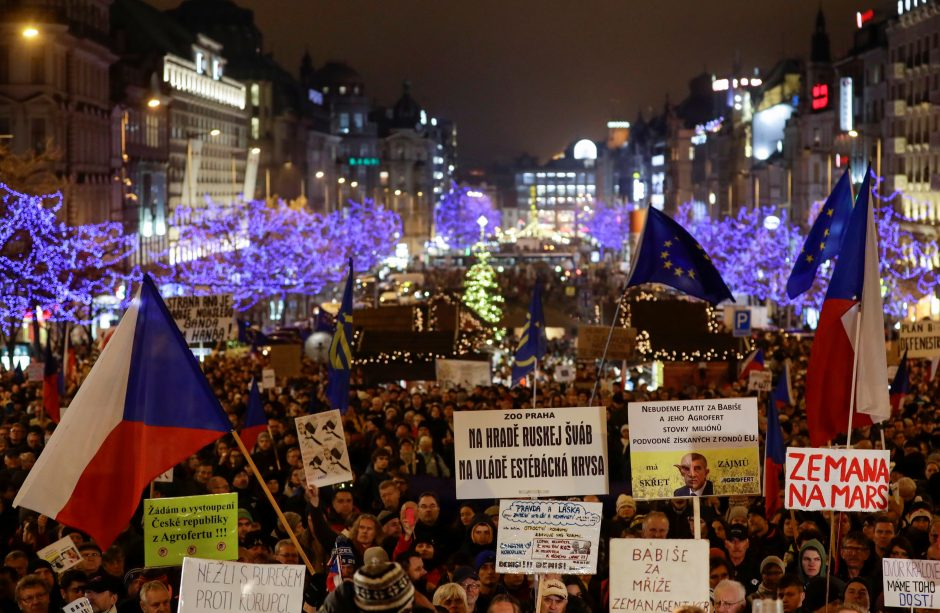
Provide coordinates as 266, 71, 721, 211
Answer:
150, 0, 869, 167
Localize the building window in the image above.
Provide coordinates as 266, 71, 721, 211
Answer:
339, 113, 349, 133
338, 85, 347, 95
353, 113, 364, 129
30, 118, 46, 152
30, 53, 44, 84
250, 117, 260, 139
250, 83, 260, 107
212, 59, 222, 80
195, 51, 205, 74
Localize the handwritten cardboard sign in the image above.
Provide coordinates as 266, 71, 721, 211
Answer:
165, 295, 237, 345
899, 320, 940, 358
883, 558, 940, 609
179, 558, 305, 613
609, 538, 709, 612
143, 493, 237, 567
628, 398, 760, 499
453, 406, 608, 499
785, 448, 890, 512
496, 500, 602, 575
747, 370, 772, 392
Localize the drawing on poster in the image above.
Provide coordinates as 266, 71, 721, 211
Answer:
296, 410, 353, 487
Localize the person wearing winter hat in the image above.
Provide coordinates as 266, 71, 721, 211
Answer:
797, 539, 827, 586
461, 514, 496, 557
353, 561, 415, 613
749, 556, 785, 602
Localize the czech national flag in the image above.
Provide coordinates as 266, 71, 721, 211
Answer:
241, 379, 267, 452
764, 369, 789, 518
739, 349, 765, 380
805, 168, 890, 447
889, 351, 910, 415
42, 341, 60, 423
14, 276, 231, 548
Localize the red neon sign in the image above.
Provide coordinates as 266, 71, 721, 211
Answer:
856, 9, 874, 28
811, 83, 829, 110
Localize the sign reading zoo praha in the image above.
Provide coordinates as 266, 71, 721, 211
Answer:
179, 557, 305, 613
899, 320, 940, 358
165, 295, 237, 345
144, 493, 237, 567
785, 448, 889, 512
495, 500, 602, 575
883, 558, 940, 609
453, 406, 608, 499
627, 398, 760, 499
609, 538, 709, 612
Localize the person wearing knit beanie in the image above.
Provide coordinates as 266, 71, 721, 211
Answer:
353, 561, 415, 612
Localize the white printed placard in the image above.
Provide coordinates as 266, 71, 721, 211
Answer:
37, 535, 83, 573
435, 359, 491, 389
785, 448, 889, 512
296, 411, 353, 488
261, 369, 276, 390
899, 320, 940, 358
179, 557, 305, 613
165, 295, 237, 345
453, 406, 608, 499
628, 398, 760, 499
496, 499, 602, 575
883, 558, 940, 609
63, 597, 94, 613
609, 539, 709, 612
747, 370, 772, 392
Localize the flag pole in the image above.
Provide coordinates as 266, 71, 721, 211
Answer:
532, 358, 537, 409
845, 304, 864, 447
588, 289, 625, 407
231, 429, 316, 575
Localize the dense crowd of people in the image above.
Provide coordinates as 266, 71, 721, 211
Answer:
0, 319, 936, 613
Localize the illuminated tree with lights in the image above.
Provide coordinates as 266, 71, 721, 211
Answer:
435, 183, 500, 250
584, 201, 631, 252
0, 183, 137, 357
326, 198, 403, 273
168, 198, 401, 311
462, 244, 504, 329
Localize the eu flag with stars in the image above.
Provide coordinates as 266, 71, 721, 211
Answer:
785, 168, 853, 299
511, 280, 547, 386
626, 207, 734, 305
327, 260, 354, 414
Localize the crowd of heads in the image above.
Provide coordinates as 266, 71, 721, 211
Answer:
0, 323, 936, 613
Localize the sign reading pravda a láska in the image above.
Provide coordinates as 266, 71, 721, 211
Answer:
178, 557, 305, 613
495, 500, 602, 575
453, 406, 608, 499
883, 558, 940, 609
628, 398, 760, 499
609, 538, 709, 612
785, 448, 889, 512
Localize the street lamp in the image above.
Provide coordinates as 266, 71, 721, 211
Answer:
847, 129, 882, 179
21, 27, 38, 39
477, 214, 488, 242
186, 128, 222, 206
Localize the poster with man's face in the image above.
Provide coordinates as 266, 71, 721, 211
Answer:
628, 398, 760, 499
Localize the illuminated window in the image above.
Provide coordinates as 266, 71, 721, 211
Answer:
250, 83, 260, 107
688, 147, 695, 160
250, 117, 259, 139
195, 51, 205, 74
338, 85, 347, 95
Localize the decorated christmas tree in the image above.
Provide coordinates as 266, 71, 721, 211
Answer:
462, 245, 504, 328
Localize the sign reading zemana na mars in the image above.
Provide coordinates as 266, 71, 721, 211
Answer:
785, 448, 889, 512
453, 406, 608, 499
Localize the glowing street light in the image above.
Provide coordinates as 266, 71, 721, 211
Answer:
22, 27, 39, 39
146, 98, 161, 109
208, 128, 221, 137
315, 171, 325, 179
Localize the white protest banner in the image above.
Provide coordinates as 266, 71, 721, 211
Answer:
883, 558, 940, 609
179, 557, 305, 613
261, 368, 276, 390
628, 398, 760, 499
899, 320, 940, 358
747, 370, 772, 392
495, 499, 602, 575
37, 535, 82, 573
785, 448, 889, 512
63, 598, 94, 613
296, 411, 353, 487
453, 406, 608, 499
435, 359, 491, 389
165, 295, 237, 345
609, 538, 709, 612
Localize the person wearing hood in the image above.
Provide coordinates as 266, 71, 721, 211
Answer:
797, 539, 827, 587
460, 514, 496, 557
